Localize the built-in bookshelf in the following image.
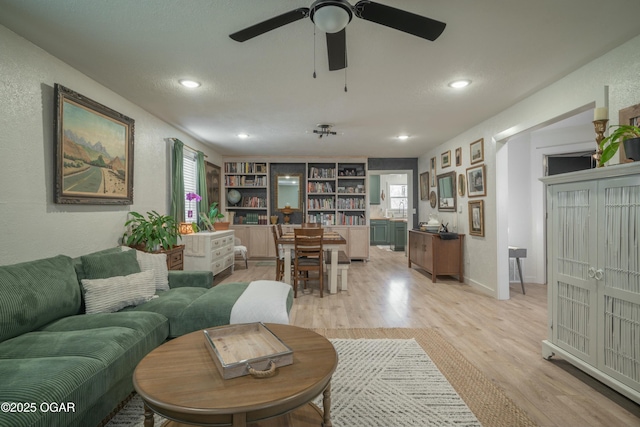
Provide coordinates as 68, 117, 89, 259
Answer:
306, 162, 367, 226
306, 162, 337, 225
336, 163, 367, 225
224, 161, 269, 225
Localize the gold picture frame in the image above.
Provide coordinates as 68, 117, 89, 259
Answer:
470, 138, 484, 164
468, 200, 484, 237
466, 164, 486, 198
420, 171, 429, 200
54, 84, 134, 204
455, 147, 462, 166
441, 150, 451, 168
430, 157, 436, 187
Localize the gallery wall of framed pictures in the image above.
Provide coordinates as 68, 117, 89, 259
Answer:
421, 137, 487, 238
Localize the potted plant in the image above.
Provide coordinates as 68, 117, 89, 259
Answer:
123, 211, 182, 252
598, 124, 640, 166
199, 202, 230, 231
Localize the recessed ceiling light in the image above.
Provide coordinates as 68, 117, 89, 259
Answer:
448, 79, 471, 89
179, 79, 201, 88
397, 135, 410, 140
237, 133, 249, 139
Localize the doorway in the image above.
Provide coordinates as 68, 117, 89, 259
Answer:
498, 108, 597, 299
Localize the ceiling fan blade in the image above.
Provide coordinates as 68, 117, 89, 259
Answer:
326, 29, 347, 71
354, 1, 446, 41
229, 8, 309, 42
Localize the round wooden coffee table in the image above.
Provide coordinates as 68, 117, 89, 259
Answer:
133, 324, 337, 427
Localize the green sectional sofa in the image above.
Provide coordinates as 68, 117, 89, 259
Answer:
0, 247, 293, 427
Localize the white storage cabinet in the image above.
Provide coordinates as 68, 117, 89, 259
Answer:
541, 163, 640, 404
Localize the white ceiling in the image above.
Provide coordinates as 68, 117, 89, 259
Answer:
2, 0, 640, 157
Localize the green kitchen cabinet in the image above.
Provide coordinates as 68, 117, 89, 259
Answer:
390, 220, 407, 251
369, 175, 380, 205
370, 219, 389, 245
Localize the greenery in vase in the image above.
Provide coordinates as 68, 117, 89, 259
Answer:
598, 124, 640, 166
123, 211, 181, 251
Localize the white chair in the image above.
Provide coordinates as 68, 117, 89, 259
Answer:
234, 237, 248, 269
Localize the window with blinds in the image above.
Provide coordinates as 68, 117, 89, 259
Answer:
183, 151, 198, 223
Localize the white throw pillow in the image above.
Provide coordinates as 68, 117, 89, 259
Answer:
128, 249, 170, 291
82, 270, 157, 314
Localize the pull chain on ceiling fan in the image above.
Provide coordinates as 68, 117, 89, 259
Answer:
229, 0, 446, 72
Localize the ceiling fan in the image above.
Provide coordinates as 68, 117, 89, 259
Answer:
229, 0, 446, 71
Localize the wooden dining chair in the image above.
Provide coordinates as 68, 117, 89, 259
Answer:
271, 225, 285, 281
293, 227, 324, 297
301, 223, 322, 228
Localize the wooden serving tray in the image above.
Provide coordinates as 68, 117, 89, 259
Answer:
203, 323, 293, 380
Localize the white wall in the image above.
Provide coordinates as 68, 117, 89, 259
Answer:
419, 34, 640, 298
0, 25, 222, 264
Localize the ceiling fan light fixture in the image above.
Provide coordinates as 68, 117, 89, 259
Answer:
448, 79, 471, 89
310, 0, 353, 33
179, 79, 201, 88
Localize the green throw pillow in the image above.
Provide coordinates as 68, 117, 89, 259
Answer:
81, 249, 141, 280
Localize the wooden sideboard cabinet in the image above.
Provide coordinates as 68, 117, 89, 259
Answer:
408, 230, 464, 283
182, 230, 235, 276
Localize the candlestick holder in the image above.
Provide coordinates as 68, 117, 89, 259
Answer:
592, 119, 608, 167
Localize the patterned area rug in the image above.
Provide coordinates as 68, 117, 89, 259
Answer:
106, 329, 537, 427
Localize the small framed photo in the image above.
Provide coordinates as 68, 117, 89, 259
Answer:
466, 164, 486, 197
470, 138, 484, 164
468, 200, 484, 237
441, 150, 451, 168
419, 171, 429, 200
455, 147, 462, 166
430, 157, 436, 187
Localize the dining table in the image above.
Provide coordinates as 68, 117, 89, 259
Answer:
277, 230, 347, 294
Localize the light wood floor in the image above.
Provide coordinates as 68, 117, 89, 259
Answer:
219, 246, 640, 427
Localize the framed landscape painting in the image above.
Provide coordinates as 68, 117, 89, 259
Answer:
54, 84, 134, 204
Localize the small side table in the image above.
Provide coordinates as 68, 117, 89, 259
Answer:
509, 246, 527, 294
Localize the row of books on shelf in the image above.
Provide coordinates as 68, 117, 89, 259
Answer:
306, 213, 335, 225
224, 162, 266, 174
227, 196, 266, 208
337, 198, 365, 209
225, 175, 267, 187
339, 212, 366, 225
308, 167, 336, 179
234, 213, 269, 225
305, 212, 366, 225
307, 198, 334, 210
337, 184, 365, 193
307, 182, 334, 193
